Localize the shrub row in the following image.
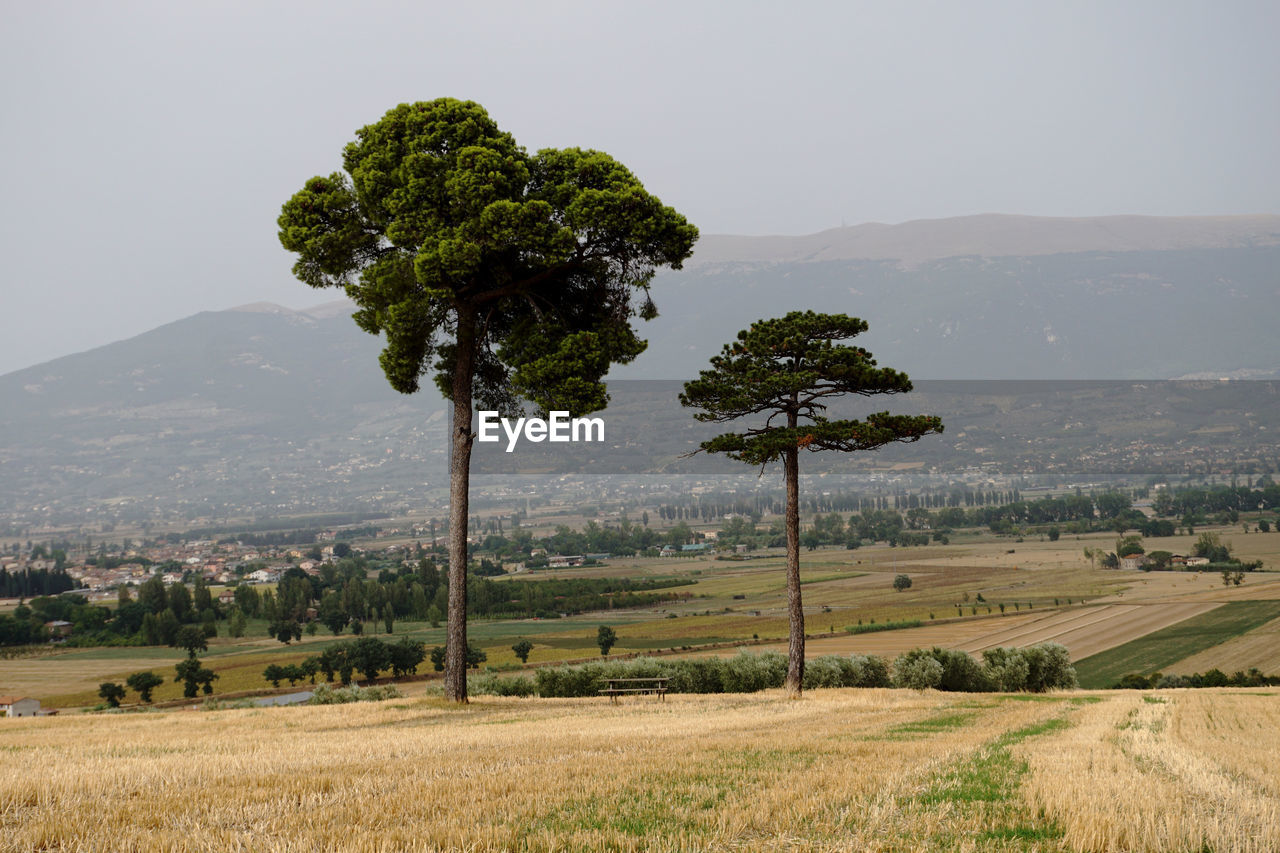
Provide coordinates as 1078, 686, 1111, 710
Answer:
306, 683, 403, 704
892, 644, 1076, 692
844, 619, 922, 635
469, 643, 1076, 698
1112, 667, 1280, 690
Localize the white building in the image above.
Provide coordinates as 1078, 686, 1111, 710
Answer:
0, 696, 40, 717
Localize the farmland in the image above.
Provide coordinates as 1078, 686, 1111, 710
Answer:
5, 525, 1280, 708
2, 687, 1277, 851
1072, 600, 1280, 688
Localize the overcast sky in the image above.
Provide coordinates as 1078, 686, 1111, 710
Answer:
2, 1, 1277, 375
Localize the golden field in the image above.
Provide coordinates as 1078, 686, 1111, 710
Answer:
2, 688, 1277, 851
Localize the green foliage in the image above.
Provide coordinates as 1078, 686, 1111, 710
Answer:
349, 636, 390, 681
469, 673, 538, 697
1193, 532, 1233, 563
596, 625, 617, 656
1115, 667, 1280, 689
1115, 535, 1145, 558
801, 654, 893, 690
277, 97, 697, 409
511, 639, 533, 664
892, 644, 1077, 693
1075, 600, 1280, 688
307, 683, 402, 705
844, 619, 922, 635
173, 625, 207, 657
262, 664, 285, 688
386, 637, 426, 678
125, 670, 164, 703
679, 311, 943, 466
430, 642, 487, 671
269, 619, 302, 645
174, 656, 218, 698
530, 652, 793, 698
98, 681, 126, 708
892, 651, 944, 690
892, 573, 913, 592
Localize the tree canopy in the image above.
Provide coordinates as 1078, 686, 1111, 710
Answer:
278, 98, 696, 701
278, 98, 697, 414
680, 312, 942, 465
681, 311, 942, 694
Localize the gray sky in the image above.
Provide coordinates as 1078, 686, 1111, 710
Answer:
2, 0, 1277, 375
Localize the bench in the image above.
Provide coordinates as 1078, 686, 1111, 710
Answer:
600, 677, 669, 703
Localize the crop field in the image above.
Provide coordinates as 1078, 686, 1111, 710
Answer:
1166, 614, 1280, 676
740, 601, 1224, 663
2, 687, 1277, 851
5, 528, 1279, 710
1072, 600, 1280, 688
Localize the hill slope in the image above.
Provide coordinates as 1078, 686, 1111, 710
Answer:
3, 214, 1279, 521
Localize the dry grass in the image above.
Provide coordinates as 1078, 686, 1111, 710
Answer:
0, 687, 1275, 851
1018, 690, 1280, 852
1164, 615, 1280, 675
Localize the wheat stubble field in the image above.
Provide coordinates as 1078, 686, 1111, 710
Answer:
2, 688, 1276, 852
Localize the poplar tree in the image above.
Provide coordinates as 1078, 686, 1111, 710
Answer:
681, 311, 942, 695
278, 99, 696, 701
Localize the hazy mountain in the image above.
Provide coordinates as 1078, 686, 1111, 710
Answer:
688, 213, 1280, 266
0, 303, 447, 523
626, 244, 1280, 380
3, 214, 1278, 522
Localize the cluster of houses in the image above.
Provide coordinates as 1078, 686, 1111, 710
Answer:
1119, 554, 1210, 571
48, 540, 361, 597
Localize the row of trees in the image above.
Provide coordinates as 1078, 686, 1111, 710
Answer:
265, 637, 429, 687
1152, 480, 1280, 518
0, 566, 77, 598
485, 644, 1076, 698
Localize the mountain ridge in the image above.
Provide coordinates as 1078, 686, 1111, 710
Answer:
689, 213, 1280, 266
3, 215, 1279, 524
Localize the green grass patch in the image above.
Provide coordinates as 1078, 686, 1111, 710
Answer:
844, 619, 923, 635
978, 824, 1065, 843
1074, 600, 1280, 688
911, 711, 1073, 848
800, 572, 862, 586
886, 712, 975, 736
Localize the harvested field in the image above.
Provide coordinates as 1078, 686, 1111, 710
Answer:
1073, 600, 1280, 688
1104, 570, 1280, 603
1164, 614, 1280, 676
1, 688, 1275, 851
706, 601, 1221, 663
962, 602, 1221, 659
1019, 691, 1280, 852
0, 653, 183, 699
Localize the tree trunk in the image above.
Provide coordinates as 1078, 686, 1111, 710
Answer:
784, 420, 804, 697
445, 305, 477, 703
